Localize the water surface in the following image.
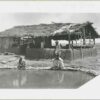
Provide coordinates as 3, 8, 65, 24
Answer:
0, 69, 95, 88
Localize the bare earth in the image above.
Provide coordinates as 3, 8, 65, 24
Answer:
0, 51, 100, 76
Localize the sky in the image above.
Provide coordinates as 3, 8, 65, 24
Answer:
0, 13, 100, 34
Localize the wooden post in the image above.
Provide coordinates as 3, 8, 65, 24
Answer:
68, 33, 71, 48
93, 38, 95, 45
72, 40, 73, 47
83, 27, 86, 45
89, 32, 91, 45
72, 40, 74, 60
80, 33, 83, 59
76, 39, 77, 45
83, 38, 86, 45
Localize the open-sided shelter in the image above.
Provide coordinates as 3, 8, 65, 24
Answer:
51, 22, 99, 48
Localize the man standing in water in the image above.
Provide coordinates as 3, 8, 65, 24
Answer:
52, 53, 65, 70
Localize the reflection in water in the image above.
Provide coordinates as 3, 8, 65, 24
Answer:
13, 71, 27, 88
0, 69, 95, 88
57, 71, 64, 83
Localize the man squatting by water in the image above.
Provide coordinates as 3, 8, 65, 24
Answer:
17, 54, 65, 70
18, 56, 26, 70
52, 53, 65, 70
17, 40, 65, 70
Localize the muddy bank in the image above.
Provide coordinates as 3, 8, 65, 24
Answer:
0, 53, 99, 76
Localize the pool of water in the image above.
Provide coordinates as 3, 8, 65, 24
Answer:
0, 69, 95, 88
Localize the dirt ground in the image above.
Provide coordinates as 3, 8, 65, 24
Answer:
1, 43, 100, 75
0, 51, 100, 76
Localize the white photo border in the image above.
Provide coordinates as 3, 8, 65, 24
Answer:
0, 1, 100, 99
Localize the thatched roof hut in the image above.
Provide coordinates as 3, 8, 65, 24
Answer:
0, 22, 98, 48
0, 22, 98, 39
0, 23, 70, 48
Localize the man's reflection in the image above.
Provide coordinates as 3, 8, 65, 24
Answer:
57, 71, 65, 83
13, 70, 27, 88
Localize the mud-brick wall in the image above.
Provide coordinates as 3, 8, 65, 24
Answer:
26, 47, 97, 60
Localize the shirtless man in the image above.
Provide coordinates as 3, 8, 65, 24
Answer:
52, 53, 65, 70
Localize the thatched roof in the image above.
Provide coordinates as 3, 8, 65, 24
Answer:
52, 22, 99, 40
0, 22, 98, 40
0, 23, 68, 38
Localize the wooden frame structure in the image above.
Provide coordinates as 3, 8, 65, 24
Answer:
52, 22, 98, 49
